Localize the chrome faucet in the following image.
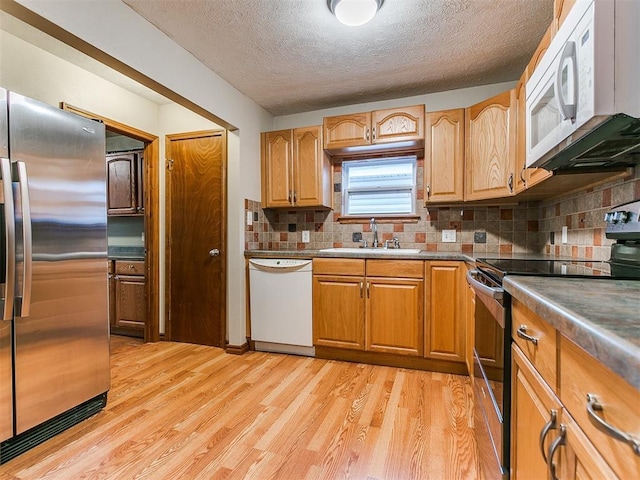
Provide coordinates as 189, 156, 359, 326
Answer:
370, 218, 379, 248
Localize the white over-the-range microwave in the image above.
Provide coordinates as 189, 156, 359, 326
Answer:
526, 0, 640, 171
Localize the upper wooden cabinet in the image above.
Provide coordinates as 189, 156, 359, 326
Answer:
465, 89, 517, 201
554, 0, 577, 31
106, 150, 144, 215
261, 126, 332, 209
424, 109, 465, 203
323, 105, 425, 154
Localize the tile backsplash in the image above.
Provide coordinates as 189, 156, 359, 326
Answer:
538, 168, 640, 261
246, 163, 640, 258
245, 160, 542, 254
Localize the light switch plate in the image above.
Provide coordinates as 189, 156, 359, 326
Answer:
246, 211, 253, 226
442, 229, 456, 243
302, 230, 310, 243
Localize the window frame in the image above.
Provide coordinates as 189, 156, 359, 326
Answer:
341, 155, 418, 218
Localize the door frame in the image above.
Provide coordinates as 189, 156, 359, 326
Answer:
61, 103, 160, 342
165, 129, 227, 347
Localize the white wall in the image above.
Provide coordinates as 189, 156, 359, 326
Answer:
273, 82, 516, 130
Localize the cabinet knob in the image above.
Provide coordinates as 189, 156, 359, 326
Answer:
209, 249, 220, 257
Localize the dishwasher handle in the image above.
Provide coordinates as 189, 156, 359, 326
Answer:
248, 258, 312, 273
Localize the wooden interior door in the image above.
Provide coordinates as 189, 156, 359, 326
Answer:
166, 130, 226, 347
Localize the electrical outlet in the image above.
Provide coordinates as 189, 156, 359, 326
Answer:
474, 231, 486, 243
550, 232, 555, 245
442, 229, 456, 243
302, 230, 310, 243
562, 226, 568, 244
246, 211, 253, 226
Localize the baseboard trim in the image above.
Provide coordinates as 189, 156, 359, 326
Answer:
226, 342, 249, 355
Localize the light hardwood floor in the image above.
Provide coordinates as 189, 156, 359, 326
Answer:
0, 336, 481, 479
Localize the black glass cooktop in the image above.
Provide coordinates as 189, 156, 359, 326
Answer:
476, 258, 640, 283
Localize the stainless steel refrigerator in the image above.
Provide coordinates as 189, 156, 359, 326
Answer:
0, 88, 110, 463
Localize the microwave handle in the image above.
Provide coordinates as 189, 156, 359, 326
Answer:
554, 40, 577, 121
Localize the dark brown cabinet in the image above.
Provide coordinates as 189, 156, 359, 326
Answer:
106, 150, 144, 215
109, 260, 146, 337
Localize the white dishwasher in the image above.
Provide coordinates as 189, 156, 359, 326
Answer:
248, 258, 314, 356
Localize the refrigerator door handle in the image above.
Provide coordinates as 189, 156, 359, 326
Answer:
17, 161, 32, 317
0, 157, 15, 321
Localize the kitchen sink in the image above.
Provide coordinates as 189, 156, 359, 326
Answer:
319, 247, 422, 255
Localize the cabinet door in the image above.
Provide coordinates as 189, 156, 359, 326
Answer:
371, 105, 424, 145
424, 261, 464, 362
323, 112, 371, 150
136, 152, 145, 214
313, 275, 365, 350
366, 277, 423, 356
261, 130, 293, 207
559, 413, 619, 480
293, 126, 331, 208
107, 153, 137, 215
465, 89, 517, 201
114, 274, 146, 337
511, 345, 562, 480
424, 109, 465, 203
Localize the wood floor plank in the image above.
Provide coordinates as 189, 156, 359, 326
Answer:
0, 336, 482, 479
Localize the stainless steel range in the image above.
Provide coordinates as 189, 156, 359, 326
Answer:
466, 198, 640, 479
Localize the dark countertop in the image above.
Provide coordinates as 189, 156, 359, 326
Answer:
245, 249, 475, 262
504, 276, 640, 391
108, 246, 145, 261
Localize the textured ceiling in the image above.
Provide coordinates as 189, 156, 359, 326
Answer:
124, 0, 554, 116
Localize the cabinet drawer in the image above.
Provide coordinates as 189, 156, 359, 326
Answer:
560, 336, 640, 479
366, 259, 423, 278
115, 260, 145, 276
511, 299, 557, 391
313, 258, 364, 276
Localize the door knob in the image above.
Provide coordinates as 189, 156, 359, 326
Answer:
209, 249, 220, 257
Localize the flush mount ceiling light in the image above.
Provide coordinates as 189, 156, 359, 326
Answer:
327, 0, 384, 27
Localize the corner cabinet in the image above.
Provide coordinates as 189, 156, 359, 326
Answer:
465, 89, 517, 201
424, 109, 465, 203
261, 126, 332, 209
106, 150, 144, 215
323, 105, 425, 154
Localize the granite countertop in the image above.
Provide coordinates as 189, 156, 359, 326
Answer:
504, 276, 640, 391
245, 249, 474, 262
108, 246, 145, 261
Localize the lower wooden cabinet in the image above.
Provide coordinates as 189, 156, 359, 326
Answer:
424, 261, 464, 363
109, 260, 146, 338
312, 273, 365, 350
511, 344, 562, 479
510, 300, 630, 480
312, 258, 423, 357
367, 273, 423, 356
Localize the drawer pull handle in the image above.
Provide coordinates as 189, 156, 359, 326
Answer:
517, 325, 538, 345
539, 409, 557, 463
547, 424, 566, 480
586, 393, 640, 455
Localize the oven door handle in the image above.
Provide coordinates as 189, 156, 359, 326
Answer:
466, 269, 504, 302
